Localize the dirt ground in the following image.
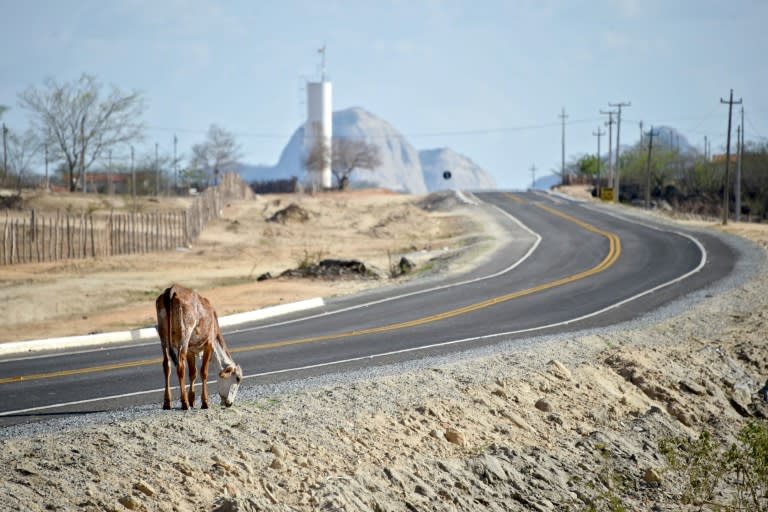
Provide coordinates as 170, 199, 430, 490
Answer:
2, 189, 480, 342
1, 189, 767, 511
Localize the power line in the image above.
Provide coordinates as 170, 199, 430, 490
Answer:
744, 111, 765, 141
145, 118, 604, 141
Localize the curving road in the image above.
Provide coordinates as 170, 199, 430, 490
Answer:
0, 191, 738, 426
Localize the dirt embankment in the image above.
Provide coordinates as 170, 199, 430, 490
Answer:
1, 190, 767, 511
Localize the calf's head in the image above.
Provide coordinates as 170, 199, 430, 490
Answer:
218, 364, 243, 407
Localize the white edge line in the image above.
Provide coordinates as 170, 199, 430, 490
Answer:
0, 298, 325, 357
2, 197, 539, 357
1, 199, 539, 360
226, 202, 543, 336
0, 199, 710, 418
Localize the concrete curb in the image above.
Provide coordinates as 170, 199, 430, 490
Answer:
1, 297, 325, 357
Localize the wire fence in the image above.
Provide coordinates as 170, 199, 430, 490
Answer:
0, 172, 253, 266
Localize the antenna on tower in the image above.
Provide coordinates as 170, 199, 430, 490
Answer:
318, 44, 327, 81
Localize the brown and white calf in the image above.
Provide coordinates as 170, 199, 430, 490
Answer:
155, 284, 243, 410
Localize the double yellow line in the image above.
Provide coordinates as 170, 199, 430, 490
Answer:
0, 198, 621, 385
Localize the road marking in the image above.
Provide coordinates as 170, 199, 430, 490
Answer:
0, 227, 702, 418
504, 192, 526, 204
0, 357, 160, 384
1, 195, 542, 363
0, 198, 618, 386
0, 204, 711, 418
231, 206, 620, 353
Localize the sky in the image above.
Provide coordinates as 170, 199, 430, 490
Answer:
1, 0, 767, 190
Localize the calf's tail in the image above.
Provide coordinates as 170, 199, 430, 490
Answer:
163, 287, 179, 367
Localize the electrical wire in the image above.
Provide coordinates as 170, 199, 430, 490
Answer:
146, 117, 603, 141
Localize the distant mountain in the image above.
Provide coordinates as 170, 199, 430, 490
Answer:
239, 107, 496, 194
420, 148, 496, 191
532, 174, 561, 190
649, 126, 697, 155
333, 108, 428, 193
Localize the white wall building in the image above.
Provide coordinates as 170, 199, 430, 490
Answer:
304, 80, 333, 189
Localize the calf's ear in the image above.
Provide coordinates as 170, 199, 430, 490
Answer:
219, 366, 234, 378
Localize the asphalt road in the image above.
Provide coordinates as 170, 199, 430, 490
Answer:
0, 191, 739, 426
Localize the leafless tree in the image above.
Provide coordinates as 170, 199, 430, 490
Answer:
332, 137, 381, 190
7, 128, 42, 191
304, 136, 381, 190
303, 131, 330, 176
18, 73, 146, 192
190, 124, 242, 187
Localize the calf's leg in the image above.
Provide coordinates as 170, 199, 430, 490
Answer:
177, 349, 189, 410
162, 349, 173, 410
187, 352, 197, 407
200, 345, 213, 409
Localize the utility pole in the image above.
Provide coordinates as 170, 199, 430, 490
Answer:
736, 106, 744, 222
530, 164, 536, 190
609, 101, 631, 203
593, 126, 605, 198
108, 150, 113, 195
600, 110, 615, 192
639, 121, 644, 147
644, 127, 659, 210
704, 136, 708, 160
559, 108, 567, 185
736, 125, 742, 222
720, 89, 742, 225
155, 142, 159, 196
44, 140, 49, 192
131, 145, 136, 203
173, 134, 178, 193
2, 123, 7, 183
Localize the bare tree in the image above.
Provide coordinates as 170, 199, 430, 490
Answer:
190, 124, 242, 187
303, 131, 330, 177
18, 73, 146, 192
331, 137, 381, 190
7, 128, 41, 191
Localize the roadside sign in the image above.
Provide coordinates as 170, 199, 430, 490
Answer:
601, 187, 614, 201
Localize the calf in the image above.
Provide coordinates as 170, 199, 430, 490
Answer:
155, 284, 243, 410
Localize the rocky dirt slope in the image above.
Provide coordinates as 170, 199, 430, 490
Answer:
1, 195, 766, 511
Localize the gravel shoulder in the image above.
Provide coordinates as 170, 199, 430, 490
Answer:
1, 190, 767, 511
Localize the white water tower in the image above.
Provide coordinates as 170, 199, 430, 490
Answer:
304, 46, 333, 189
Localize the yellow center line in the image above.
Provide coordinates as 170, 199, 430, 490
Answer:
0, 202, 621, 385
0, 357, 160, 385
503, 192, 526, 204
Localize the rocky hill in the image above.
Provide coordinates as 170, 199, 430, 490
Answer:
239, 107, 496, 193
420, 147, 496, 191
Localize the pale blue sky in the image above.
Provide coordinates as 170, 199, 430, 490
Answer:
1, 0, 766, 189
